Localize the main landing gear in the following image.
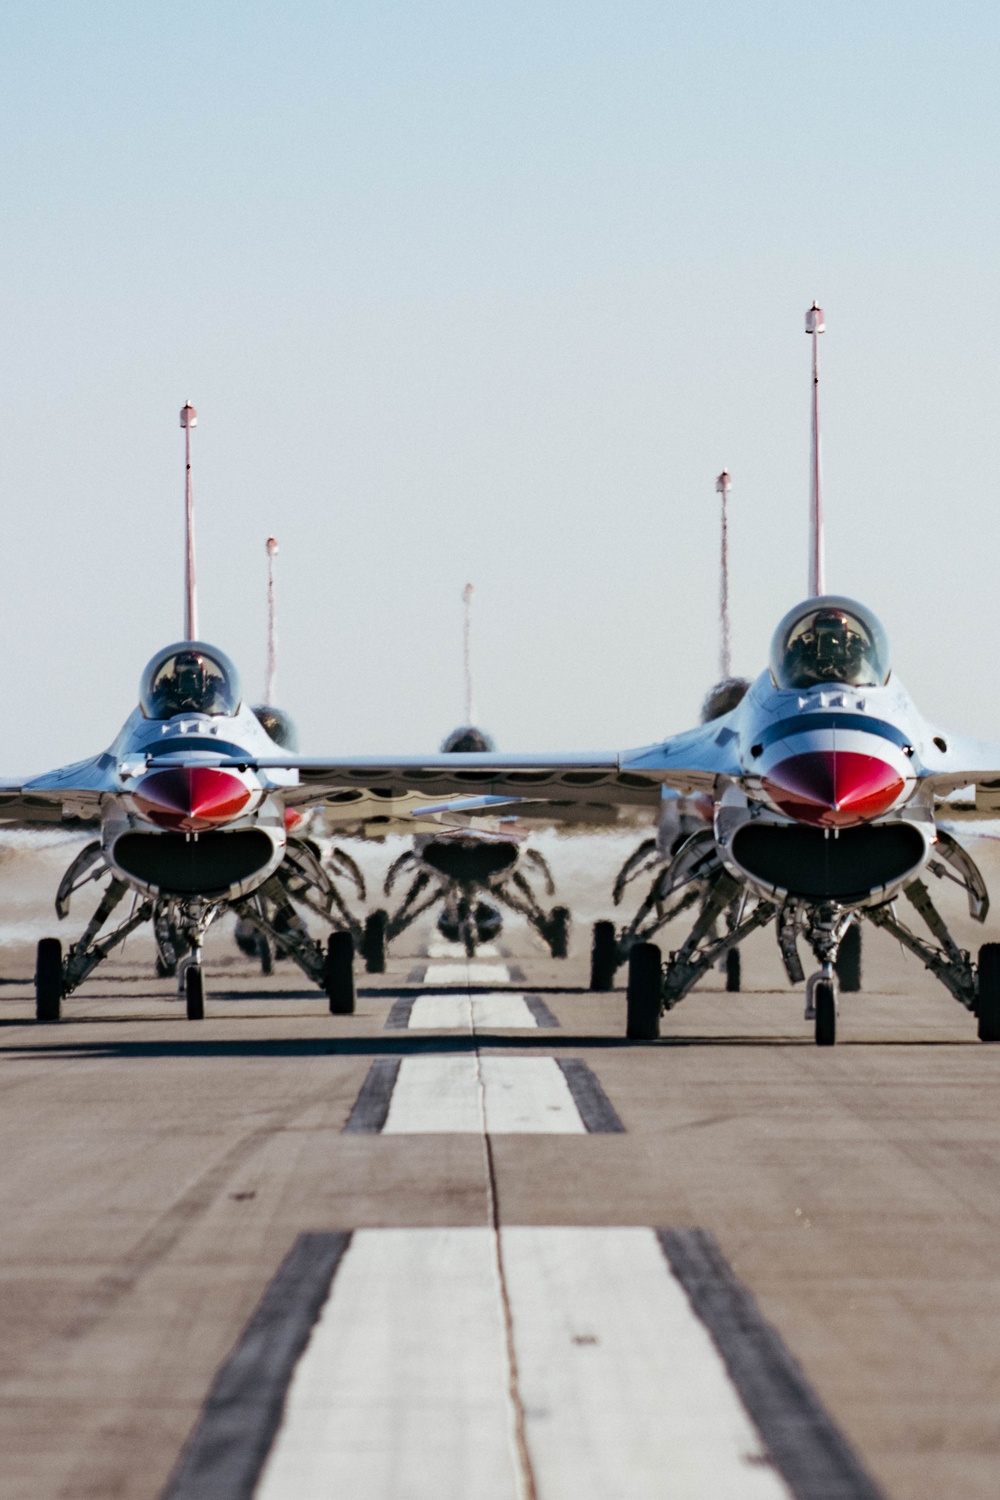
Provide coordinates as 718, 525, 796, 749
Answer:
618, 840, 996, 1046
325, 931, 356, 1015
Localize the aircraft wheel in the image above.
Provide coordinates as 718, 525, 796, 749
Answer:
325, 931, 356, 1015
155, 954, 176, 979
361, 910, 388, 974
977, 944, 1000, 1041
548, 906, 570, 960
835, 922, 862, 992
814, 979, 836, 1045
626, 942, 662, 1040
590, 921, 618, 991
185, 964, 205, 1021
35, 938, 63, 1023
258, 935, 274, 976
725, 947, 741, 993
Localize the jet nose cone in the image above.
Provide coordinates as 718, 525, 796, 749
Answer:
763, 751, 904, 828
132, 767, 252, 832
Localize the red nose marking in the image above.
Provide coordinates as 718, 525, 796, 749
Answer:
133, 768, 252, 832
763, 751, 904, 828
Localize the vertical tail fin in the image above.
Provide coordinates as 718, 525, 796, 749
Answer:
265, 537, 279, 703
806, 303, 825, 596
715, 470, 732, 678
462, 582, 475, 725
180, 402, 198, 639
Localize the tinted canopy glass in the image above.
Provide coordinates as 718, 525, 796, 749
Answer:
770, 597, 890, 690
140, 643, 241, 719
252, 705, 299, 750
441, 726, 496, 753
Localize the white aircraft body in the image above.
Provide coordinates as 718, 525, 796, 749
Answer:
2, 407, 365, 1020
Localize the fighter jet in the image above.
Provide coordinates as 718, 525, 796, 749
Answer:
217, 307, 1000, 1045
232, 536, 370, 973
3, 406, 364, 1021
356, 586, 570, 970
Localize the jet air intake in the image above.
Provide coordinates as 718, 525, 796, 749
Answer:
729, 820, 928, 904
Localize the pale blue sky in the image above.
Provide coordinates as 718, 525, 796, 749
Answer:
1, 2, 999, 765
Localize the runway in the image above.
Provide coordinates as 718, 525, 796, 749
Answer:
0, 861, 999, 1498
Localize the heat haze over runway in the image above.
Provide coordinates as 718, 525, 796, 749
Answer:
0, 836, 999, 1499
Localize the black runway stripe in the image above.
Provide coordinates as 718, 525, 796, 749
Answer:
524, 995, 560, 1027
342, 1058, 402, 1133
657, 1228, 886, 1500
161, 1232, 351, 1500
556, 1058, 625, 1133
384, 996, 417, 1029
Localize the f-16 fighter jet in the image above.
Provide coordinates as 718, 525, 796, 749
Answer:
232, 537, 370, 973
357, 586, 570, 970
372, 722, 570, 967
3, 406, 363, 1021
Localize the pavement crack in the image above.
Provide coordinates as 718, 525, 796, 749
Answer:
471, 1001, 539, 1500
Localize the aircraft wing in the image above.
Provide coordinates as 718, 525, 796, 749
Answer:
0, 728, 743, 831
217, 727, 744, 812
0, 754, 115, 827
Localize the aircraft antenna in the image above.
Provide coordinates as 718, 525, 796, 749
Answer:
180, 402, 198, 639
715, 470, 732, 677
806, 302, 826, 596
462, 582, 475, 725
265, 537, 279, 704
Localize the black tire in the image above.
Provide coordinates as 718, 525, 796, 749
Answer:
626, 942, 662, 1040
233, 918, 258, 958
185, 964, 205, 1021
977, 943, 1000, 1041
547, 906, 571, 960
155, 954, 176, 979
835, 922, 862, 992
590, 920, 618, 992
259, 935, 274, 976
474, 902, 503, 944
361, 909, 388, 974
35, 938, 63, 1023
725, 946, 741, 993
325, 931, 356, 1015
814, 980, 836, 1046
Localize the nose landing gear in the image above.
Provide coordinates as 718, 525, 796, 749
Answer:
805, 968, 838, 1045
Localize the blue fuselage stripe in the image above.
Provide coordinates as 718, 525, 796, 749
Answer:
755, 714, 910, 754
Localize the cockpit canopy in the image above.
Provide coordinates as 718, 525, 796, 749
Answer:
139, 642, 241, 720
441, 726, 496, 753
252, 704, 299, 751
770, 597, 890, 691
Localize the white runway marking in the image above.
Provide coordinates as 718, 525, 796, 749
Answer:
255, 1229, 790, 1500
255, 1228, 518, 1500
408, 993, 540, 1029
425, 938, 501, 958
423, 961, 511, 985
382, 1056, 586, 1134
504, 1227, 789, 1500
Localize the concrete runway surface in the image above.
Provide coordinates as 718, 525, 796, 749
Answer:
0, 831, 1000, 1497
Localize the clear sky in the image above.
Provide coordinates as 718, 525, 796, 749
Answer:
1, 1, 999, 768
